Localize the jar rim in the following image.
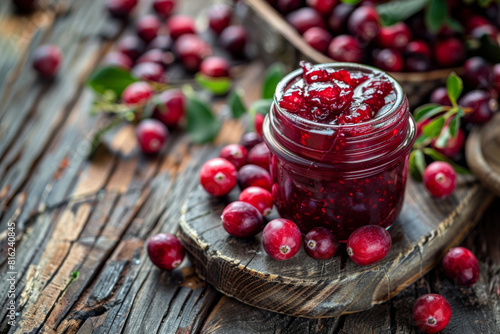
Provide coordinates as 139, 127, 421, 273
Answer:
273, 62, 405, 129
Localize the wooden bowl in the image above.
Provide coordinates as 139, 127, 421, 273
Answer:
240, 0, 463, 106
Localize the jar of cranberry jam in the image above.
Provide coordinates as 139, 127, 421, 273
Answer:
263, 62, 416, 241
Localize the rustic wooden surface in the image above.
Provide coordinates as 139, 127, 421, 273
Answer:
0, 0, 499, 333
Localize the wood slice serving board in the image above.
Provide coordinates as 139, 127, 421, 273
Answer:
178, 176, 494, 318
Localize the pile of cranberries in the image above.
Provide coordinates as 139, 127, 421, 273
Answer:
266, 0, 500, 73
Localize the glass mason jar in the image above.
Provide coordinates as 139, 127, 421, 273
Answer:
262, 63, 416, 242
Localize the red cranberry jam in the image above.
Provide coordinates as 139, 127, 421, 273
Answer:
263, 62, 415, 241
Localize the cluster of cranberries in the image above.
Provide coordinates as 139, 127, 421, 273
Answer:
266, 0, 499, 73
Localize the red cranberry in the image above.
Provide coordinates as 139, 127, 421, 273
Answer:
200, 56, 230, 78
262, 218, 302, 261
303, 27, 332, 54
434, 38, 465, 67
240, 132, 263, 150
137, 49, 174, 68
304, 227, 338, 260
377, 22, 411, 50
167, 15, 196, 40
147, 35, 173, 52
429, 87, 451, 106
306, 0, 337, 16
153, 89, 185, 127
220, 144, 248, 170
466, 14, 490, 31
373, 49, 404, 72
122, 81, 154, 105
328, 35, 363, 63
132, 62, 167, 83
152, 0, 176, 17
493, 63, 500, 93
147, 233, 185, 270
105, 0, 137, 18
287, 8, 325, 35
239, 186, 274, 216
237, 164, 272, 191
222, 201, 263, 238
276, 0, 302, 15
219, 26, 248, 57
346, 225, 392, 265
279, 87, 304, 112
347, 5, 380, 41
174, 34, 212, 72
442, 247, 479, 287
423, 161, 456, 198
254, 113, 265, 137
103, 51, 133, 70
328, 3, 355, 33
136, 15, 161, 43
459, 90, 497, 124
471, 24, 499, 43
12, 0, 37, 12
412, 294, 451, 334
431, 127, 465, 158
117, 35, 146, 61
207, 4, 232, 35
199, 158, 237, 197
247, 142, 271, 171
404, 40, 432, 72
136, 119, 168, 154
463, 57, 492, 88
32, 44, 62, 78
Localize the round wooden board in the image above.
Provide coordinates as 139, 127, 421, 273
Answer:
178, 176, 493, 318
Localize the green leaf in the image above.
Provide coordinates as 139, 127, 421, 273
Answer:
186, 96, 222, 143
425, 0, 448, 33
422, 116, 445, 138
423, 148, 471, 174
409, 150, 427, 181
250, 99, 273, 116
262, 63, 286, 99
377, 0, 428, 26
445, 17, 463, 33
449, 108, 464, 137
414, 104, 443, 122
473, 34, 500, 63
86, 66, 138, 97
228, 90, 247, 119
195, 73, 231, 95
446, 73, 463, 107
434, 126, 451, 148
341, 0, 363, 4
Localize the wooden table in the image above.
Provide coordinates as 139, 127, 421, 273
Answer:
0, 0, 499, 333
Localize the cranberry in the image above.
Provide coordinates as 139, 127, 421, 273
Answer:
429, 87, 451, 106
338, 101, 373, 125
247, 142, 271, 171
116, 35, 146, 61
136, 49, 174, 68
459, 90, 497, 124
121, 81, 154, 105
199, 158, 237, 197
174, 34, 212, 72
152, 0, 176, 17
254, 113, 265, 137
167, 15, 196, 40
237, 164, 272, 191
347, 5, 380, 41
306, 0, 337, 15
136, 15, 161, 43
12, 0, 37, 12
219, 26, 248, 57
328, 3, 355, 33
132, 62, 167, 83
147, 35, 173, 52
493, 64, 500, 93
431, 127, 465, 158
207, 4, 232, 35
443, 247, 479, 287
434, 38, 465, 67
136, 119, 168, 154
377, 22, 411, 50
463, 57, 492, 88
153, 89, 185, 127
287, 8, 325, 35
147, 233, 185, 270
276, 0, 302, 15
239, 186, 274, 216
328, 35, 363, 63
32, 44, 62, 78
222, 201, 263, 237
373, 49, 404, 72
279, 87, 304, 112
404, 40, 432, 72
412, 294, 451, 334
423, 161, 456, 198
200, 56, 230, 78
262, 218, 302, 261
362, 79, 393, 109
240, 132, 263, 150
304, 227, 338, 260
471, 24, 499, 43
346, 225, 392, 265
105, 0, 137, 18
303, 27, 332, 54
466, 14, 490, 31
220, 144, 248, 170
103, 51, 133, 70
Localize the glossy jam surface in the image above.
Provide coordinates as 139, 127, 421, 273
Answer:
264, 63, 415, 241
